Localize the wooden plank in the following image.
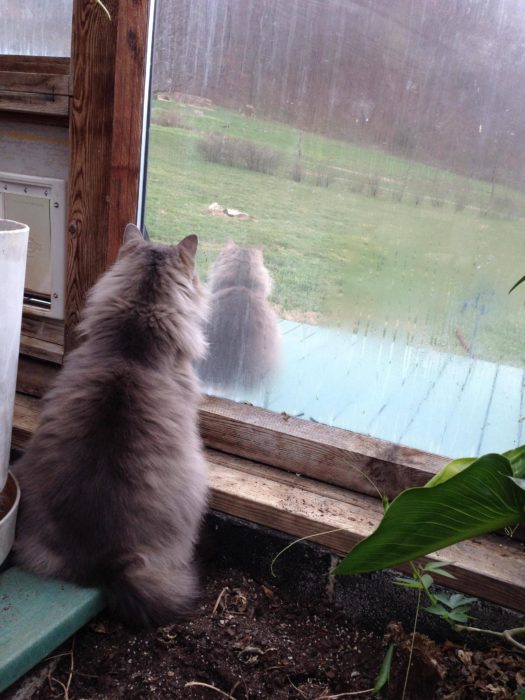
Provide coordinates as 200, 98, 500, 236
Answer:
66, 0, 150, 349
16, 357, 59, 398
438, 359, 499, 457
0, 57, 70, 75
106, 0, 151, 264
207, 451, 525, 613
200, 395, 446, 500
0, 110, 68, 128
0, 72, 70, 96
12, 394, 40, 449
19, 335, 63, 365
400, 354, 473, 455
21, 316, 64, 347
0, 91, 69, 116
478, 364, 524, 455
66, 0, 120, 349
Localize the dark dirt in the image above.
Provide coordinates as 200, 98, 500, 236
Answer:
14, 568, 524, 700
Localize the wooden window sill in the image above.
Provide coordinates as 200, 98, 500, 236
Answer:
12, 392, 525, 614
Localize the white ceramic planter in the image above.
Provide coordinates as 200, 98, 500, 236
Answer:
0, 219, 29, 565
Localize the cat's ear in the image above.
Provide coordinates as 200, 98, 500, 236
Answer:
178, 234, 198, 265
123, 223, 144, 245
119, 223, 144, 257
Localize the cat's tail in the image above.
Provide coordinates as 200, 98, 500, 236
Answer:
103, 555, 198, 630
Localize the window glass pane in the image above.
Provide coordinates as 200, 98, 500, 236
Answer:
1, 0, 72, 56
144, 0, 525, 459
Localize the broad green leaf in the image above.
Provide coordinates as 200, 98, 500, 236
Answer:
503, 445, 525, 478
372, 643, 394, 697
509, 275, 525, 295
510, 476, 525, 491
335, 454, 525, 576
425, 457, 476, 487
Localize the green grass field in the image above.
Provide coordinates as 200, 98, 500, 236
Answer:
145, 100, 525, 366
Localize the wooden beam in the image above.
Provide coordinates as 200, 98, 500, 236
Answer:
66, 0, 150, 349
12, 394, 40, 449
0, 57, 69, 75
16, 357, 59, 399
66, 0, 119, 350
106, 0, 150, 264
206, 450, 525, 614
0, 72, 70, 96
9, 395, 525, 613
0, 91, 69, 116
200, 395, 447, 500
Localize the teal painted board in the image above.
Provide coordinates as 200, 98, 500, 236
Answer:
430, 359, 499, 457
208, 318, 525, 458
362, 348, 451, 446
0, 567, 104, 693
331, 334, 425, 433
477, 365, 524, 455
399, 353, 473, 456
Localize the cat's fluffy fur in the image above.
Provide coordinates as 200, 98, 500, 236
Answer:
13, 225, 208, 628
198, 241, 280, 390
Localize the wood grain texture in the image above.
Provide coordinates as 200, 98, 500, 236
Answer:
207, 450, 525, 614
200, 395, 448, 500
0, 72, 70, 95
19, 336, 63, 365
16, 357, 59, 398
21, 316, 64, 347
11, 393, 525, 602
12, 394, 40, 449
106, 0, 150, 263
66, 0, 119, 350
0, 91, 69, 116
66, 0, 150, 350
0, 57, 70, 75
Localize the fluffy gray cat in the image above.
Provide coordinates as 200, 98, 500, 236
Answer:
198, 241, 280, 390
13, 224, 208, 628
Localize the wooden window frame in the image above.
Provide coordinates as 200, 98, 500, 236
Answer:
9, 0, 525, 612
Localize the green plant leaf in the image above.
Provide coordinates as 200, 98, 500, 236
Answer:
509, 476, 525, 491
448, 609, 470, 623
509, 275, 525, 295
425, 457, 476, 487
425, 603, 449, 617
372, 643, 394, 697
434, 592, 454, 607
420, 574, 434, 590
422, 560, 455, 572
503, 445, 525, 478
447, 593, 477, 609
393, 577, 424, 589
335, 454, 525, 576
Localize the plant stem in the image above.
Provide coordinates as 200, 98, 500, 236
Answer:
454, 624, 525, 652
402, 588, 421, 700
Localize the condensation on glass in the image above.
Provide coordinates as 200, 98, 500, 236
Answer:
143, 0, 525, 459
0, 0, 72, 57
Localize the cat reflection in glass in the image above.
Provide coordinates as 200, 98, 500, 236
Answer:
199, 240, 281, 391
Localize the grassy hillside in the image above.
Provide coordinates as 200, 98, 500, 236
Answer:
145, 101, 525, 366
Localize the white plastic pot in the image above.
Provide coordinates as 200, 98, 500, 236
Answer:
0, 219, 29, 565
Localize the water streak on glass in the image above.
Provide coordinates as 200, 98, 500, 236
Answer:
1, 1, 72, 57
145, 0, 525, 458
